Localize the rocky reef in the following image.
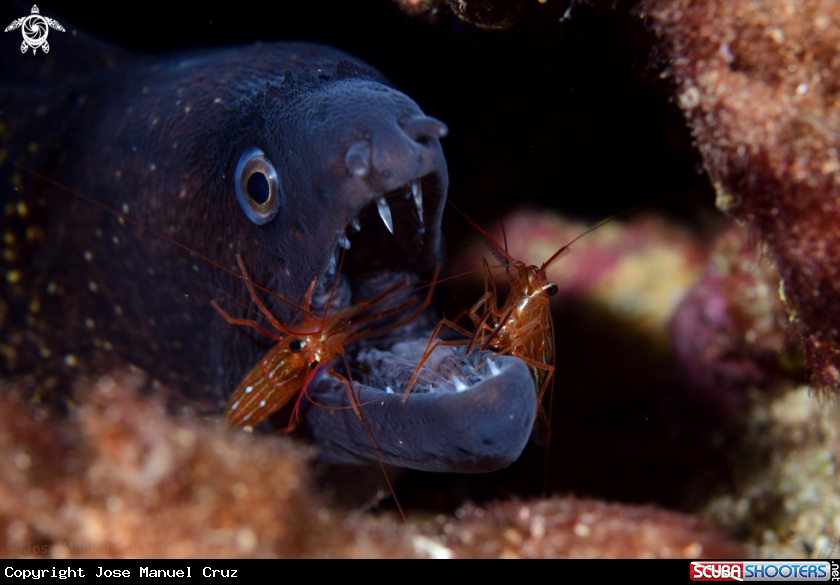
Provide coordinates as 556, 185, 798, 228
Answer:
670, 225, 799, 412
633, 0, 840, 552
641, 0, 840, 396
401, 0, 840, 401
1, 372, 741, 559
392, 0, 521, 28
707, 385, 840, 559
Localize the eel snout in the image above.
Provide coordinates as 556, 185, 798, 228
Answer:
343, 114, 448, 186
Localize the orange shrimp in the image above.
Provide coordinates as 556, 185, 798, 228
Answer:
12, 161, 439, 519
403, 214, 556, 409
404, 201, 639, 412
10, 164, 441, 425
214, 253, 440, 431
213, 253, 439, 522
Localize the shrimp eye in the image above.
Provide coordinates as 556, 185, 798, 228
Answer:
545, 282, 559, 296
309, 357, 320, 369
235, 146, 281, 225
289, 339, 303, 353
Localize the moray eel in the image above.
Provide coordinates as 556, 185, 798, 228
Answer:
0, 17, 535, 472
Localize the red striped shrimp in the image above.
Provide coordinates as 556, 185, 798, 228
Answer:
214, 254, 440, 431
404, 201, 650, 413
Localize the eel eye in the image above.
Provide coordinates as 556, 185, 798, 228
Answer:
234, 147, 281, 225
544, 282, 558, 296
289, 339, 303, 353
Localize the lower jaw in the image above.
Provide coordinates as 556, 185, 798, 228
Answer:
300, 333, 538, 473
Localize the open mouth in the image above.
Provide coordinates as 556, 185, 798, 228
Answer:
308, 174, 437, 314
296, 171, 538, 473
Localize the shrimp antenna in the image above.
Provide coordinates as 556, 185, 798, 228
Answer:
487, 198, 509, 254
322, 202, 354, 329
340, 353, 406, 522
321, 245, 346, 330
447, 201, 517, 266
539, 195, 675, 274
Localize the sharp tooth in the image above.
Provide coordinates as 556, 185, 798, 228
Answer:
376, 197, 394, 234
326, 250, 337, 275
453, 377, 468, 392
338, 231, 351, 250
385, 386, 395, 394
487, 359, 501, 376
350, 217, 361, 232
411, 181, 425, 234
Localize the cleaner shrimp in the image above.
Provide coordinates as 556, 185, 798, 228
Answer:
404, 200, 654, 412
215, 253, 440, 431
9, 161, 442, 519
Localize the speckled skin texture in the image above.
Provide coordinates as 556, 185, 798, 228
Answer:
640, 0, 840, 396
0, 24, 549, 474
0, 41, 444, 408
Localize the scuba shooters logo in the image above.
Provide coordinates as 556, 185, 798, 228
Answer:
690, 561, 838, 581
4, 4, 65, 54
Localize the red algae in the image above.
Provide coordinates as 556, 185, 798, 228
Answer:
0, 371, 741, 559
640, 0, 840, 396
670, 225, 803, 411
0, 371, 405, 559
431, 498, 744, 559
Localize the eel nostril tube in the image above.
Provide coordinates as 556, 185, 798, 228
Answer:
345, 140, 372, 177
402, 116, 449, 144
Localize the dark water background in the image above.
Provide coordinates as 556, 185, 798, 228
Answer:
16, 1, 735, 513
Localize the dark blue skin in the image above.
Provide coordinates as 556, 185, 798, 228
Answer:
0, 31, 535, 472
